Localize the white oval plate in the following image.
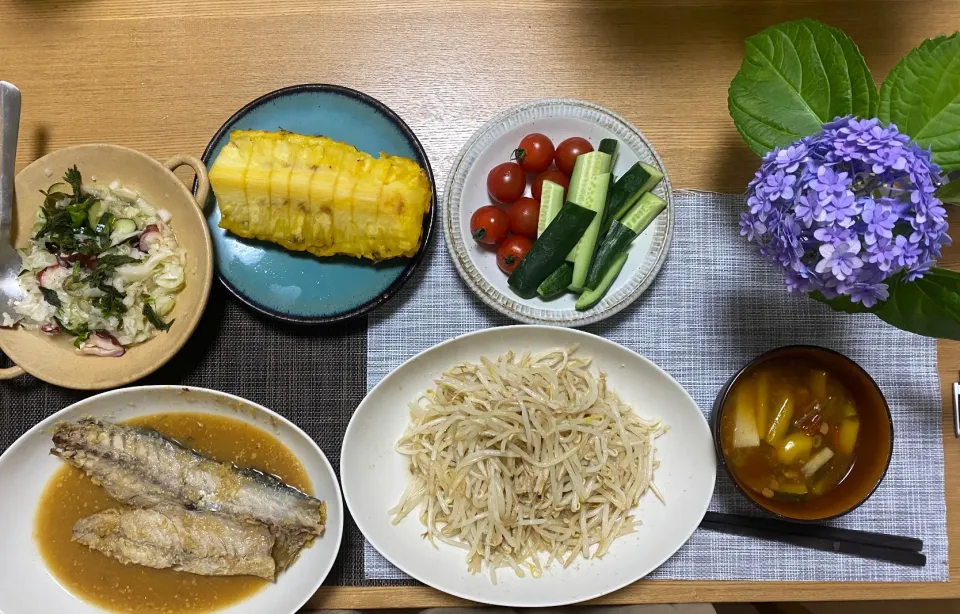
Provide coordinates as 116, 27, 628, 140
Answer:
444, 99, 674, 326
341, 326, 715, 607
0, 386, 344, 614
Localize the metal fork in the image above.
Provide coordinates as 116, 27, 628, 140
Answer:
0, 81, 23, 326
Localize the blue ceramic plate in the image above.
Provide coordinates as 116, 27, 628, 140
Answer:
200, 84, 436, 324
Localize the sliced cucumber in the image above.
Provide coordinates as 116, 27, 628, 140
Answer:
537, 262, 574, 300
584, 192, 667, 290
87, 201, 106, 230
112, 218, 138, 235
564, 151, 612, 263
508, 201, 595, 299
536, 180, 566, 237
576, 252, 627, 311
613, 162, 663, 222
569, 172, 610, 291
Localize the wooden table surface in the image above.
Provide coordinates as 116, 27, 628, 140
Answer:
2, 0, 958, 607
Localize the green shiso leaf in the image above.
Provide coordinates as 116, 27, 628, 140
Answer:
728, 19, 878, 156
879, 33, 960, 171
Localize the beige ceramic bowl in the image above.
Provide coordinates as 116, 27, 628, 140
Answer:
0, 144, 213, 390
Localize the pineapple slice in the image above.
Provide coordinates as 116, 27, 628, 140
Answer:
268, 136, 300, 248
286, 133, 315, 251
307, 136, 343, 249
378, 153, 431, 258
327, 143, 362, 256
244, 130, 279, 238
209, 134, 254, 235
348, 156, 390, 259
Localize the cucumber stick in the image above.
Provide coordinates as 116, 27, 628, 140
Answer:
576, 252, 628, 311
537, 262, 574, 299
564, 151, 612, 262
613, 162, 663, 222
536, 180, 566, 237
569, 172, 611, 291
584, 192, 667, 290
507, 201, 595, 299
598, 138, 619, 161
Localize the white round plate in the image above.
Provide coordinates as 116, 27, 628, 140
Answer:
0, 386, 344, 614
444, 99, 674, 326
341, 325, 715, 607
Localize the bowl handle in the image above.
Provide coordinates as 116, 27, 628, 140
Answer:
0, 364, 24, 379
164, 155, 210, 209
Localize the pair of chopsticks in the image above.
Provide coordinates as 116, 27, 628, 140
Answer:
700, 511, 926, 567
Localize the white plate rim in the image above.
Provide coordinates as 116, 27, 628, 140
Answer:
0, 385, 344, 614
443, 98, 675, 327
341, 325, 716, 607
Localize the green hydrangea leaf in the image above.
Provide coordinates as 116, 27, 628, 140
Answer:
874, 267, 960, 340
810, 291, 874, 314
936, 179, 960, 204
728, 19, 878, 156
879, 33, 960, 171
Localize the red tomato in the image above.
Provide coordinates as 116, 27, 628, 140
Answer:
487, 162, 526, 204
531, 168, 570, 201
507, 197, 540, 239
470, 205, 510, 245
555, 137, 594, 176
513, 133, 555, 174
497, 235, 533, 274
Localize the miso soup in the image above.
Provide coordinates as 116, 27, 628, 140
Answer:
720, 359, 861, 501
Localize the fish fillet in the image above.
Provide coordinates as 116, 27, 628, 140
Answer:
73, 506, 277, 580
52, 419, 326, 568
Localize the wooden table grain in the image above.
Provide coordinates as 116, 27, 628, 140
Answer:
2, 0, 958, 607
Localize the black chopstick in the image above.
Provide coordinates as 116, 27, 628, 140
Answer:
700, 512, 926, 567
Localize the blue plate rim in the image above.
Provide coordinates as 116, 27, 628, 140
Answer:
198, 83, 437, 325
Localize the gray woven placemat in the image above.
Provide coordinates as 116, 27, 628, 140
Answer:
365, 190, 949, 582
0, 285, 369, 586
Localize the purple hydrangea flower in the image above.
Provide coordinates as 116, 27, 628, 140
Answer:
743, 116, 950, 307
816, 240, 863, 281
762, 170, 797, 201
861, 198, 898, 243
774, 144, 808, 173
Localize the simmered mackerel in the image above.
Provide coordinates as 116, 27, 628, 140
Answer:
73, 506, 277, 580
51, 418, 326, 567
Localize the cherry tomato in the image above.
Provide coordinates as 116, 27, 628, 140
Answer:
487, 162, 526, 204
513, 133, 555, 174
507, 197, 540, 239
497, 235, 533, 274
531, 168, 570, 201
555, 137, 594, 176
470, 205, 510, 245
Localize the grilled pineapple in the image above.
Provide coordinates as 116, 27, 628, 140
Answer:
209, 130, 431, 260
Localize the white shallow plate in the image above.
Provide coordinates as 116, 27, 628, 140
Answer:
0, 386, 344, 614
341, 326, 715, 607
444, 99, 674, 326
